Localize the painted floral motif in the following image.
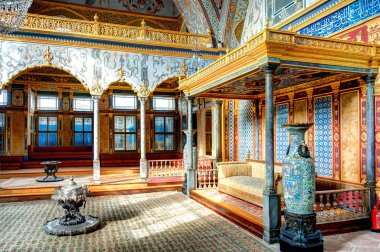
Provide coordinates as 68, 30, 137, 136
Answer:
119, 0, 164, 14
282, 124, 315, 215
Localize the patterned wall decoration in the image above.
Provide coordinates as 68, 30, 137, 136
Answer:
299, 0, 380, 37
241, 0, 265, 44
222, 0, 249, 48
199, 0, 222, 41
334, 16, 380, 44
173, 0, 210, 34
275, 104, 289, 162
340, 91, 360, 183
375, 96, 380, 187
360, 86, 366, 181
260, 105, 265, 159
314, 96, 333, 178
0, 40, 213, 96
238, 100, 253, 160
229, 100, 234, 161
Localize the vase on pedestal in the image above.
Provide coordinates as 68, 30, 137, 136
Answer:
279, 123, 323, 252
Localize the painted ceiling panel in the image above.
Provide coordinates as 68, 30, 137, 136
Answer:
57, 0, 179, 17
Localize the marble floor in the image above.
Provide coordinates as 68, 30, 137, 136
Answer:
271, 230, 380, 251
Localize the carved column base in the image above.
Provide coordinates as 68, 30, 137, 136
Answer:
93, 160, 101, 185
263, 189, 280, 244
182, 172, 187, 195
280, 212, 323, 252
140, 159, 148, 182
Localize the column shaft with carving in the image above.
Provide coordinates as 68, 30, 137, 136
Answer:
92, 95, 101, 185
139, 97, 148, 182
186, 97, 195, 195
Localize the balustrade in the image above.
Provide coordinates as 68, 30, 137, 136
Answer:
22, 14, 212, 48
196, 159, 217, 189
314, 188, 370, 223
148, 159, 184, 178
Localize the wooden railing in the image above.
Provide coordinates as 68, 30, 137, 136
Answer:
21, 14, 213, 49
196, 159, 217, 189
148, 159, 184, 178
314, 188, 370, 223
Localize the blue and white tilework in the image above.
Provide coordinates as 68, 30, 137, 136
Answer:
276, 104, 289, 162
299, 0, 380, 37
238, 100, 253, 160
229, 100, 234, 161
314, 96, 333, 178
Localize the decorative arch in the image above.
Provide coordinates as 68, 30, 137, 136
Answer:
37, 7, 88, 20
150, 75, 180, 92
0, 64, 89, 91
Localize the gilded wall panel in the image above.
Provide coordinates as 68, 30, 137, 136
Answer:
341, 91, 360, 184
11, 111, 24, 155
294, 100, 307, 123
100, 114, 110, 153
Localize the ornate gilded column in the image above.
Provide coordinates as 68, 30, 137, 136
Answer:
92, 95, 101, 185
139, 96, 148, 182
261, 63, 280, 244
214, 99, 222, 163
365, 74, 377, 209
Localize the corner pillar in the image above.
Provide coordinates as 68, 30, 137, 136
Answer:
139, 97, 148, 182
92, 95, 101, 185
261, 63, 280, 244
365, 74, 377, 209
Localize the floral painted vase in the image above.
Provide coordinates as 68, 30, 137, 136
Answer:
282, 123, 315, 215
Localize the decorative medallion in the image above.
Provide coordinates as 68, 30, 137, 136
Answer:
12, 90, 24, 106
100, 94, 109, 110
62, 97, 70, 111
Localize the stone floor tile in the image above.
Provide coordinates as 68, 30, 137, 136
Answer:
352, 247, 380, 252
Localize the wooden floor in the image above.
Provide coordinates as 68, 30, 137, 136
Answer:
0, 167, 182, 202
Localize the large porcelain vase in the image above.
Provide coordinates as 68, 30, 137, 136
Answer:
282, 123, 315, 215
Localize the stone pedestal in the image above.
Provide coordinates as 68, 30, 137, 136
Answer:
280, 212, 323, 252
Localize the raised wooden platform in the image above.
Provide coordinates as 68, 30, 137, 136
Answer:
190, 189, 264, 237
0, 167, 182, 202
190, 189, 371, 238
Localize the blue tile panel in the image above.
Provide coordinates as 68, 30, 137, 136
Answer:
276, 104, 289, 162
229, 100, 234, 161
238, 100, 253, 160
314, 96, 333, 178
299, 0, 380, 37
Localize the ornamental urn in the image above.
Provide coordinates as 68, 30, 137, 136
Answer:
282, 123, 315, 214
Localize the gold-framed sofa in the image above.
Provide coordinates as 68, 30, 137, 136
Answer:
217, 160, 283, 207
